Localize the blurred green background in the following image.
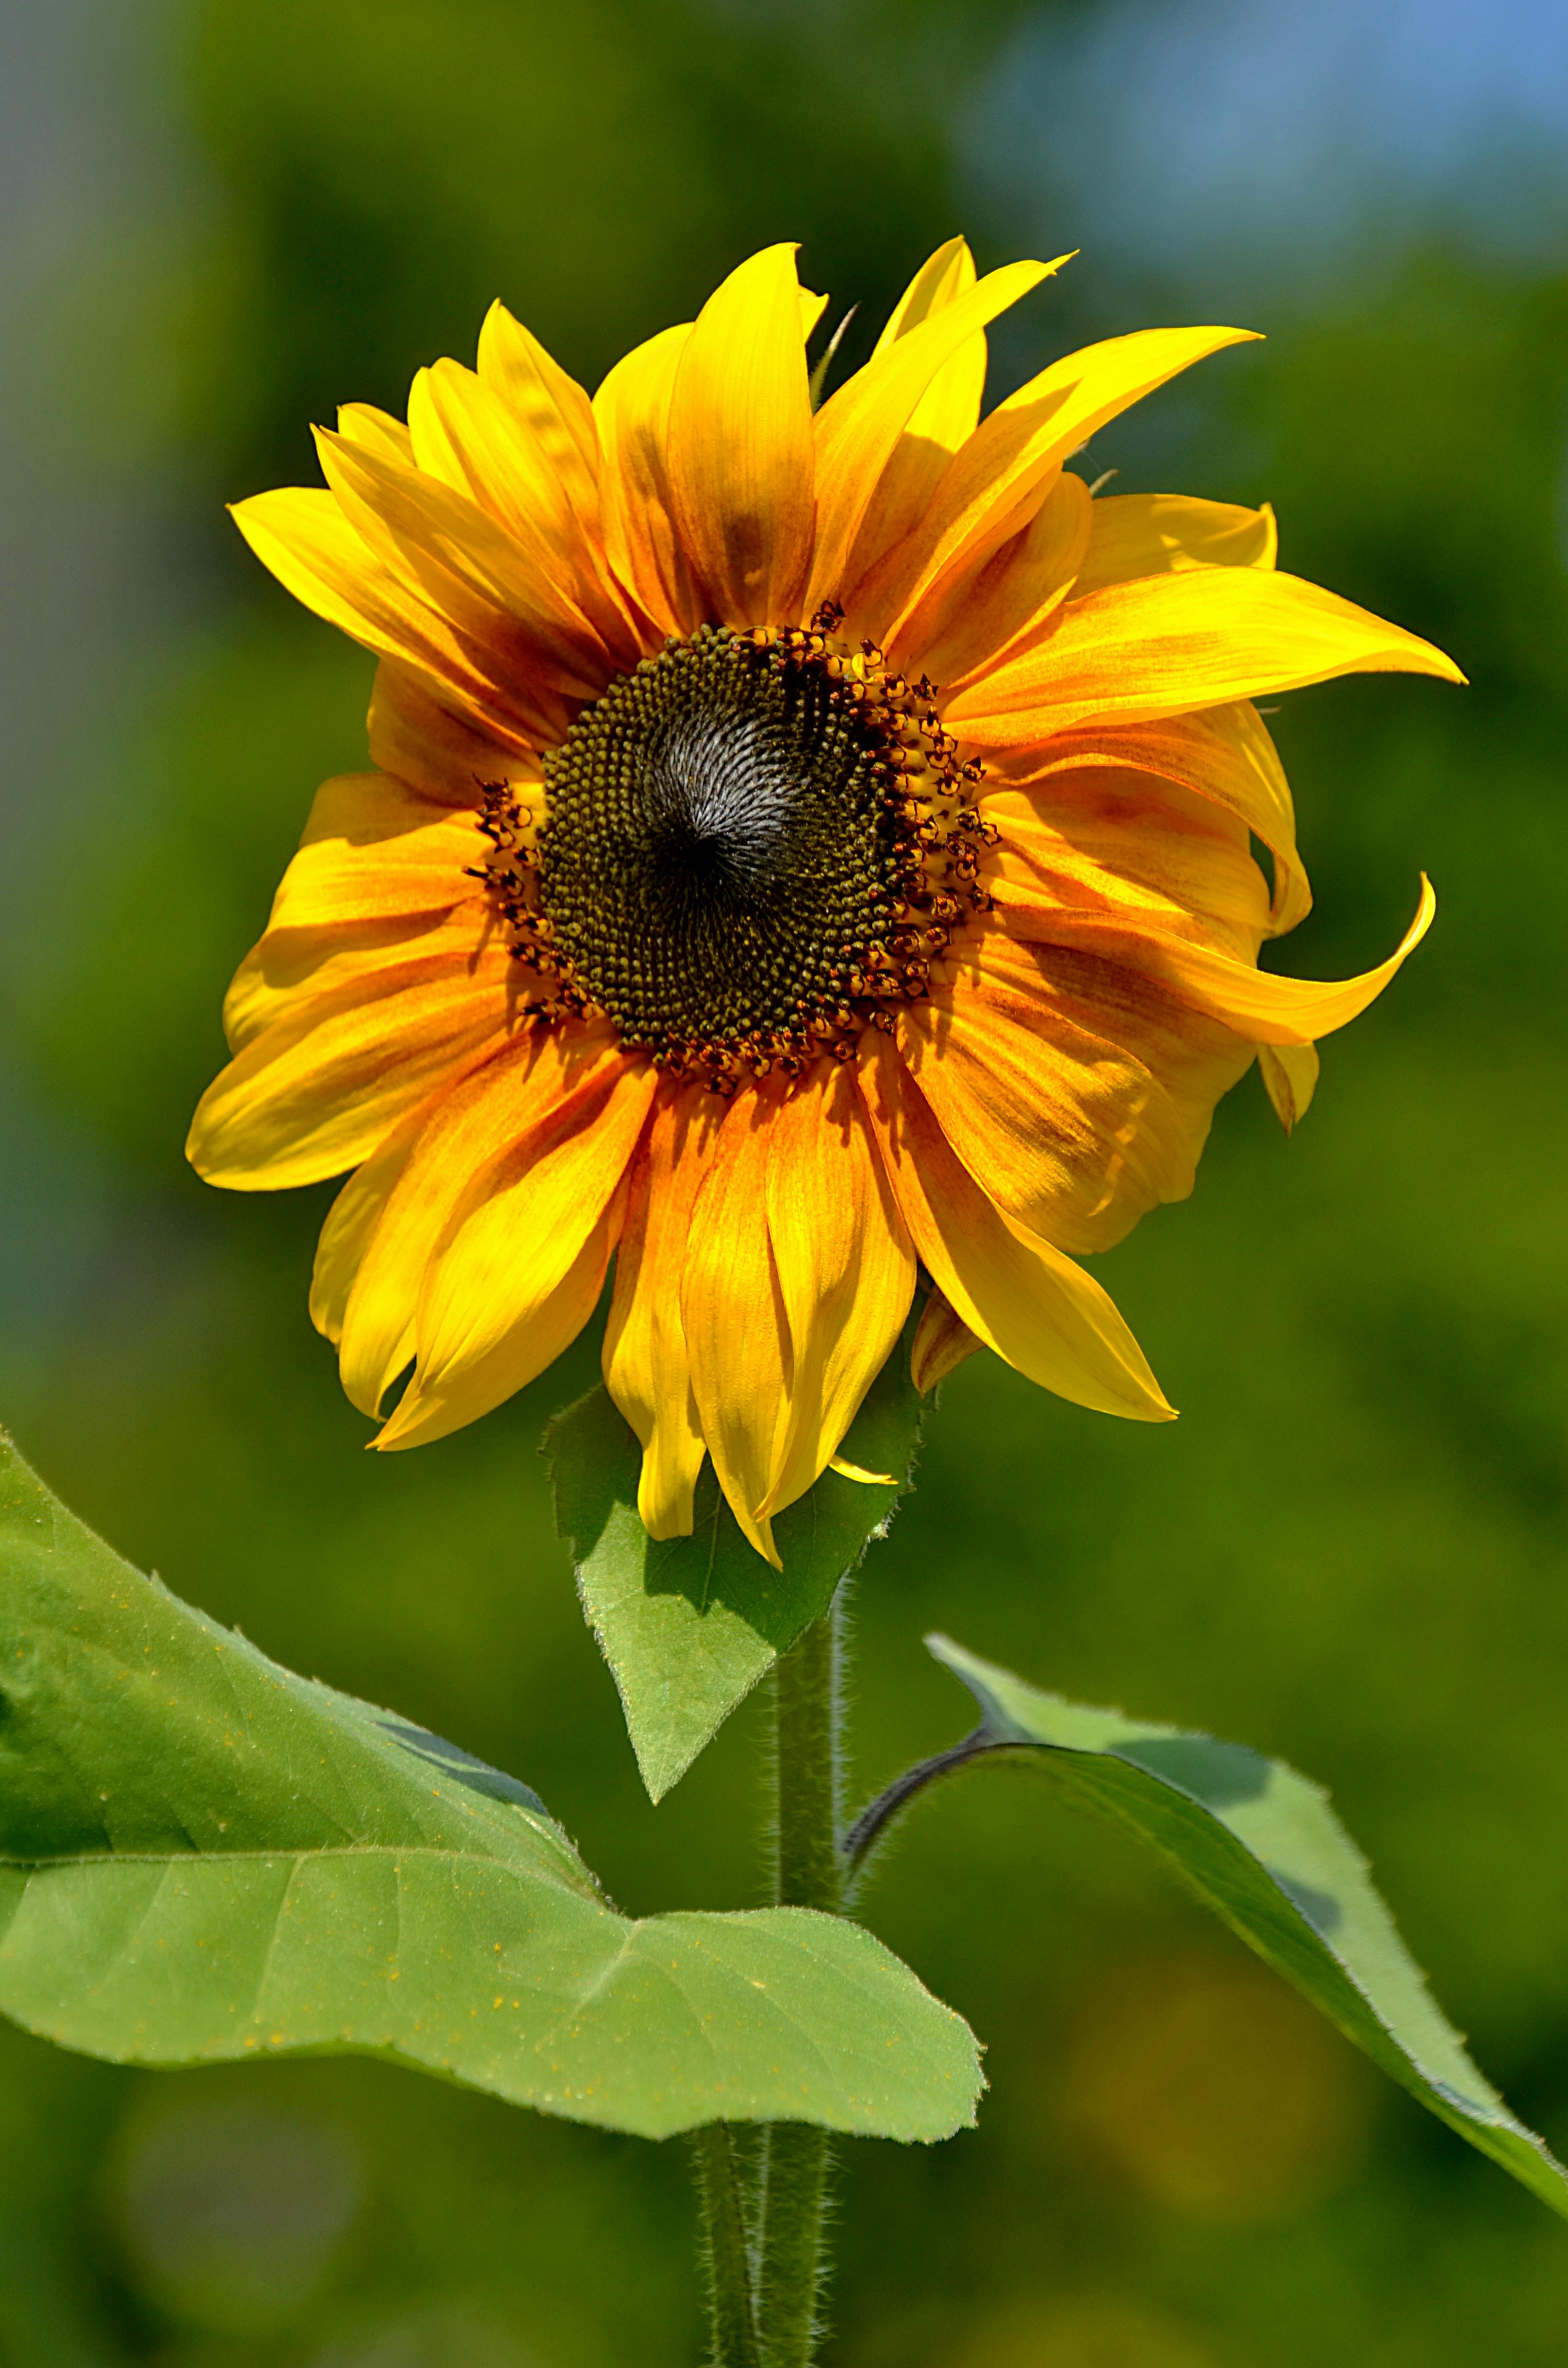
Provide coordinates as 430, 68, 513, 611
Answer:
4, 0, 1568, 2360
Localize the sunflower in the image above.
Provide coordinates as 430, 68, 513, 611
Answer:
188, 238, 1459, 1565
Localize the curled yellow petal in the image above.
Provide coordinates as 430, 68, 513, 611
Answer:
909, 1287, 982, 1394
947, 567, 1465, 745
1073, 491, 1277, 598
1259, 1041, 1320, 1131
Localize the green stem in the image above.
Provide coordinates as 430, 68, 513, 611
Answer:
691, 2123, 763, 2367
755, 1599, 848, 2365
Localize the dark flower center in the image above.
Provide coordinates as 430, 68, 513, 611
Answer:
473, 619, 993, 1093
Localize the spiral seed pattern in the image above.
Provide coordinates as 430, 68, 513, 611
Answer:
469, 614, 995, 1093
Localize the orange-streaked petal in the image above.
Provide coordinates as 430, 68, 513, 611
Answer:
989, 702, 1309, 937
314, 426, 613, 705
367, 657, 541, 806
904, 471, 1093, 688
855, 326, 1259, 648
337, 1028, 603, 1417
602, 1084, 726, 1539
189, 948, 513, 1189
999, 876, 1437, 1047
220, 895, 500, 1056
910, 1287, 982, 1393
232, 487, 539, 742
666, 245, 815, 628
760, 1064, 916, 1517
309, 1089, 443, 1349
1073, 492, 1276, 599
947, 567, 1465, 746
857, 1035, 1174, 1422
375, 1045, 655, 1449
262, 772, 488, 939
984, 772, 1271, 965
847, 238, 987, 579
902, 930, 1253, 1255
407, 358, 641, 667
594, 323, 702, 638
1259, 1041, 1320, 1130
810, 256, 1064, 615
680, 1083, 793, 1565
384, 1194, 623, 1451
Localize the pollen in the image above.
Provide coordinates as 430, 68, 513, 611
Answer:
473, 613, 992, 1092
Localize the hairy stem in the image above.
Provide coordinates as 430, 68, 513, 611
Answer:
692, 2123, 763, 2367
756, 1603, 847, 2364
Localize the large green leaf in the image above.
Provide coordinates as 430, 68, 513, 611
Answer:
908, 1636, 1567, 2217
550, 1351, 923, 1803
0, 1432, 980, 2144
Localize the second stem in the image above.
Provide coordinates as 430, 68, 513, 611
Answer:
756, 1598, 847, 2365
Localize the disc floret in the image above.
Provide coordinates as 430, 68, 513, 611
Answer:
471, 610, 995, 1094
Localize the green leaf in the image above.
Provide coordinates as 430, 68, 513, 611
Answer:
919, 1633, 1568, 2219
549, 1350, 923, 1803
0, 1431, 981, 2144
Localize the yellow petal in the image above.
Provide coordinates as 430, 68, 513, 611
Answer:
602, 1084, 724, 1540
1259, 1041, 1320, 1131
847, 238, 988, 579
232, 487, 534, 742
1073, 492, 1277, 599
909, 1287, 982, 1393
189, 949, 512, 1190
375, 1044, 655, 1449
759, 1063, 916, 1519
666, 244, 816, 628
594, 323, 703, 638
947, 567, 1465, 746
857, 1035, 1174, 1422
335, 1031, 566, 1416
309, 1090, 441, 1348
990, 702, 1310, 937
368, 658, 540, 806
1002, 876, 1437, 1046
220, 900, 494, 1058
799, 287, 829, 342
336, 402, 414, 465
901, 471, 1092, 687
679, 1085, 792, 1566
810, 256, 1065, 615
902, 929, 1253, 1256
382, 1196, 623, 1451
314, 426, 612, 709
406, 358, 640, 666
261, 771, 488, 940
983, 772, 1271, 965
856, 326, 1259, 648
475, 300, 599, 491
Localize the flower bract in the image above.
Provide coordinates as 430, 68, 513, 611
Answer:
188, 239, 1461, 1564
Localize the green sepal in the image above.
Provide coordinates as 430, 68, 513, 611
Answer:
0, 1432, 982, 2143
917, 1634, 1568, 2219
549, 1348, 923, 1802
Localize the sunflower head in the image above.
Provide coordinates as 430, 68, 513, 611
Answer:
188, 237, 1460, 1564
